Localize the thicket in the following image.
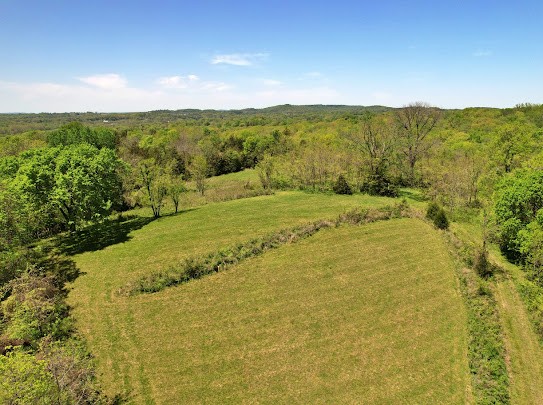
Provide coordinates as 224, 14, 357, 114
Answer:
0, 253, 117, 403
445, 232, 510, 404
47, 122, 118, 150
0, 133, 126, 402
360, 172, 399, 197
493, 168, 543, 339
426, 201, 449, 230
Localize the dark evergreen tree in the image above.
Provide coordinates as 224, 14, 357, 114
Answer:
333, 174, 352, 195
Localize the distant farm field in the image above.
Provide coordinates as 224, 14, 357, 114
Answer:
67, 192, 470, 403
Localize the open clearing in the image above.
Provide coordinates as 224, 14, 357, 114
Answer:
67, 192, 470, 403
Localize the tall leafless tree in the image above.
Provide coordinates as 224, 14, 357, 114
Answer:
395, 102, 441, 184
360, 113, 396, 176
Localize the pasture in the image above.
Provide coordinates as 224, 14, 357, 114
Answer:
66, 192, 470, 403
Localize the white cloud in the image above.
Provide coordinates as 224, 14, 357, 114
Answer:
157, 75, 200, 89
201, 81, 232, 92
473, 50, 493, 57
78, 73, 127, 89
304, 71, 323, 78
6, 77, 528, 111
211, 53, 268, 66
157, 74, 230, 92
262, 79, 282, 87
0, 76, 237, 112
0, 77, 344, 112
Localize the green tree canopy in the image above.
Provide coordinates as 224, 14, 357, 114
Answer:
494, 169, 543, 259
12, 144, 125, 230
47, 122, 117, 150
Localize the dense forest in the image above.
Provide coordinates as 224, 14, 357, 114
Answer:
2, 103, 543, 402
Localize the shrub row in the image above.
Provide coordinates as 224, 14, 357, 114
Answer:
445, 232, 510, 404
122, 201, 411, 296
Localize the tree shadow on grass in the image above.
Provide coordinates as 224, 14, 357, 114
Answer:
160, 207, 199, 219
53, 215, 157, 256
38, 254, 83, 284
52, 207, 200, 257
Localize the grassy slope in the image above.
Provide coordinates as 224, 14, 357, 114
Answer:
453, 222, 543, 404
68, 193, 470, 403
491, 250, 543, 405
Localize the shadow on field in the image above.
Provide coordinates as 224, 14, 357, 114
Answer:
161, 207, 199, 218
38, 254, 83, 284
54, 215, 156, 256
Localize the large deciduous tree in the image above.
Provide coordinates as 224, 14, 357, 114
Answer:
13, 145, 124, 230
357, 113, 398, 196
491, 122, 533, 174
395, 102, 441, 185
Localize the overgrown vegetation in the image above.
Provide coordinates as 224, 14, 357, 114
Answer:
445, 231, 510, 404
493, 168, 543, 338
426, 201, 450, 230
0, 253, 117, 403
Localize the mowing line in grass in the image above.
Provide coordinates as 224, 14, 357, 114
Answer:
128, 219, 470, 403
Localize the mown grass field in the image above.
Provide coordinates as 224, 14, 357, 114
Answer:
67, 192, 470, 403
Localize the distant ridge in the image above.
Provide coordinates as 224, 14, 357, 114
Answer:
0, 104, 502, 135
0, 104, 392, 116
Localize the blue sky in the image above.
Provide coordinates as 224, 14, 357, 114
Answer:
1, 0, 542, 112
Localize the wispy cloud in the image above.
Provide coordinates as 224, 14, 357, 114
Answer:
473, 50, 493, 57
201, 81, 232, 92
304, 71, 323, 78
0, 77, 342, 112
262, 79, 282, 87
78, 73, 127, 89
211, 53, 268, 66
157, 75, 199, 89
157, 74, 231, 92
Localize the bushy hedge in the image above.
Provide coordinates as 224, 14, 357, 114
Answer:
426, 201, 449, 230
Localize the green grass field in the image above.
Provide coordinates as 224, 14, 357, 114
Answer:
67, 192, 471, 403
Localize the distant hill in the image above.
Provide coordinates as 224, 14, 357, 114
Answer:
0, 104, 500, 136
